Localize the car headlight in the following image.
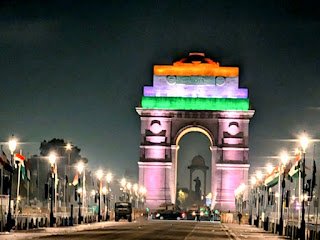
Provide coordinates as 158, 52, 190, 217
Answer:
156, 213, 160, 218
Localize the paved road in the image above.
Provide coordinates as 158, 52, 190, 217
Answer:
12, 221, 285, 240
0, 221, 287, 240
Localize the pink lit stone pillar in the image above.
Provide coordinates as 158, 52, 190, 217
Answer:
138, 162, 172, 210
170, 145, 179, 204
210, 146, 218, 210
215, 163, 250, 211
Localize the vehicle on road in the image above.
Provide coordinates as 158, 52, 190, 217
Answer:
154, 209, 183, 220
115, 202, 132, 222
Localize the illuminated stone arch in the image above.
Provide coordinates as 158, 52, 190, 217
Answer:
173, 125, 216, 207
137, 53, 254, 211
174, 125, 214, 146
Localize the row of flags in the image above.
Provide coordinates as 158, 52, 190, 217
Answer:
0, 150, 31, 181
264, 151, 317, 196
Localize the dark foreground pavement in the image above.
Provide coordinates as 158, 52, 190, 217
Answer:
0, 220, 287, 240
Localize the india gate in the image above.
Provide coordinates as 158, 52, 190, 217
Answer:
136, 53, 255, 211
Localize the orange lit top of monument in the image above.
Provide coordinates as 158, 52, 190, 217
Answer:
154, 53, 239, 77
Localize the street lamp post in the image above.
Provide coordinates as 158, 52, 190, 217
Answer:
279, 153, 288, 235
77, 162, 84, 224
133, 184, 138, 209
77, 188, 82, 224
234, 183, 245, 214
97, 170, 103, 222
249, 176, 256, 226
121, 178, 126, 201
6, 137, 16, 231
265, 164, 274, 230
106, 173, 112, 220
49, 154, 56, 227
139, 186, 147, 209
102, 187, 107, 220
65, 143, 72, 209
249, 189, 253, 225
127, 182, 132, 203
256, 171, 262, 227
300, 136, 309, 240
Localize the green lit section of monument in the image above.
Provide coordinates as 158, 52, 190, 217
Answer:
141, 96, 249, 111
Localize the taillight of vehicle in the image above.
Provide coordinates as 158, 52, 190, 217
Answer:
181, 212, 186, 218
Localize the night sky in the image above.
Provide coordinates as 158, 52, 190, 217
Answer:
1, 0, 320, 182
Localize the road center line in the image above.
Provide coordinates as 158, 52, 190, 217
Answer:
184, 223, 197, 240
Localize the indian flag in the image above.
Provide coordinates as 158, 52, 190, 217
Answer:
14, 153, 25, 163
72, 172, 79, 186
289, 152, 301, 179
265, 166, 280, 187
14, 153, 27, 180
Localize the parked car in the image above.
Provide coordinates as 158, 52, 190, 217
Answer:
154, 210, 183, 220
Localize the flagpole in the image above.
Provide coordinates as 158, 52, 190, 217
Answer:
15, 161, 21, 228
37, 156, 40, 201
316, 166, 320, 234
27, 153, 29, 206
299, 167, 301, 228
83, 169, 85, 214
55, 166, 57, 215
314, 144, 319, 234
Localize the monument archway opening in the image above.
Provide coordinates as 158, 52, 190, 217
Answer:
175, 130, 212, 208
137, 53, 254, 211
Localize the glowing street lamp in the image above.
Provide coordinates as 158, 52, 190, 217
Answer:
106, 173, 112, 183
300, 135, 309, 240
49, 154, 56, 167
256, 171, 262, 182
140, 187, 147, 195
281, 153, 288, 166
121, 178, 126, 187
77, 162, 84, 174
66, 143, 72, 151
300, 137, 309, 153
251, 176, 257, 186
8, 138, 16, 156
267, 165, 273, 175
97, 170, 103, 180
